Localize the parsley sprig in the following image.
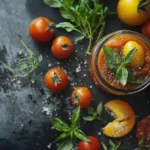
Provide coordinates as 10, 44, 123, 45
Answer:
50, 106, 90, 150
103, 45, 141, 86
44, 0, 115, 54
0, 40, 42, 78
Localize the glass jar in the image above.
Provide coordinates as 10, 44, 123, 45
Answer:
89, 30, 150, 95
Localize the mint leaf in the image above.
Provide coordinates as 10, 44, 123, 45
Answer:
103, 45, 121, 70
50, 118, 69, 132
56, 22, 75, 32
122, 48, 136, 67
71, 106, 80, 128
44, 0, 62, 8
58, 139, 73, 150
116, 67, 128, 86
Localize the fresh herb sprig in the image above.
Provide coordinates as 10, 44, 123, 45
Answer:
44, 0, 115, 54
0, 40, 42, 78
103, 45, 141, 86
50, 106, 90, 150
83, 102, 103, 121
102, 140, 123, 150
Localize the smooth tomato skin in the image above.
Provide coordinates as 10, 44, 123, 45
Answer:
29, 17, 54, 42
136, 115, 150, 145
44, 68, 68, 92
117, 0, 150, 26
78, 136, 101, 150
71, 87, 92, 109
51, 36, 73, 59
142, 20, 150, 39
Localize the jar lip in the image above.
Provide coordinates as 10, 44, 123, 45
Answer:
92, 30, 150, 95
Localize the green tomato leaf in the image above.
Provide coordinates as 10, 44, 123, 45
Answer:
71, 106, 80, 128
56, 22, 75, 32
97, 102, 103, 116
50, 118, 69, 132
83, 116, 95, 121
74, 130, 90, 142
116, 67, 128, 86
55, 132, 69, 143
128, 72, 141, 84
122, 48, 136, 67
44, 0, 62, 8
58, 139, 74, 150
103, 45, 121, 70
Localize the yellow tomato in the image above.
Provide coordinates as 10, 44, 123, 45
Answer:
117, 0, 150, 26
123, 41, 145, 68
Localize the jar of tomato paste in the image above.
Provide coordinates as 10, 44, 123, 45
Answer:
89, 30, 150, 95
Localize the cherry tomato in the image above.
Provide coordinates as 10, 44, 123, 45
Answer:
142, 20, 150, 39
71, 87, 92, 109
117, 0, 150, 26
44, 68, 68, 92
136, 115, 150, 145
29, 17, 55, 42
51, 36, 73, 59
78, 136, 101, 150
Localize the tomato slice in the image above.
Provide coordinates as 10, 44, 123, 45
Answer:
136, 115, 150, 145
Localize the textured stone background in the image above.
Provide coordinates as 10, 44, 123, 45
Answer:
0, 0, 149, 150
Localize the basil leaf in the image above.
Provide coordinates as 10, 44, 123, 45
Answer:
128, 72, 141, 84
103, 45, 121, 70
58, 139, 73, 150
50, 118, 69, 132
74, 130, 90, 142
56, 22, 75, 32
116, 67, 128, 86
70, 132, 76, 144
87, 107, 94, 115
122, 48, 136, 67
55, 132, 69, 143
71, 106, 80, 128
83, 116, 95, 121
101, 142, 108, 150
44, 0, 62, 8
97, 102, 103, 116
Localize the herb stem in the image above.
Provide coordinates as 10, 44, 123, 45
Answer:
96, 21, 105, 43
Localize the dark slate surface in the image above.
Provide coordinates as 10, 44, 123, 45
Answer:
0, 0, 149, 150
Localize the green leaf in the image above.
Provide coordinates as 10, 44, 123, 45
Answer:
55, 132, 69, 143
50, 118, 69, 132
101, 142, 108, 150
103, 45, 121, 70
109, 140, 116, 148
71, 106, 80, 128
83, 116, 95, 121
122, 48, 136, 67
58, 139, 73, 150
128, 72, 141, 84
0, 61, 15, 74
44, 0, 62, 8
75, 35, 85, 44
116, 67, 128, 86
56, 22, 75, 32
38, 55, 43, 62
87, 107, 94, 115
59, 8, 74, 20
97, 102, 103, 116
74, 130, 90, 142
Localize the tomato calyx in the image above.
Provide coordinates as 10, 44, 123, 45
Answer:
42, 17, 55, 32
137, 0, 150, 12
51, 71, 61, 86
61, 43, 72, 51
73, 92, 80, 104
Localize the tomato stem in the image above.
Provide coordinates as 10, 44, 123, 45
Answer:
137, 0, 150, 12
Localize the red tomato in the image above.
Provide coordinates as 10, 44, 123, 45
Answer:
71, 87, 92, 109
142, 20, 150, 39
29, 17, 55, 42
78, 136, 101, 150
51, 36, 73, 59
44, 68, 68, 92
136, 115, 150, 145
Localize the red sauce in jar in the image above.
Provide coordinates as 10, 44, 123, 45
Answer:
98, 35, 150, 90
